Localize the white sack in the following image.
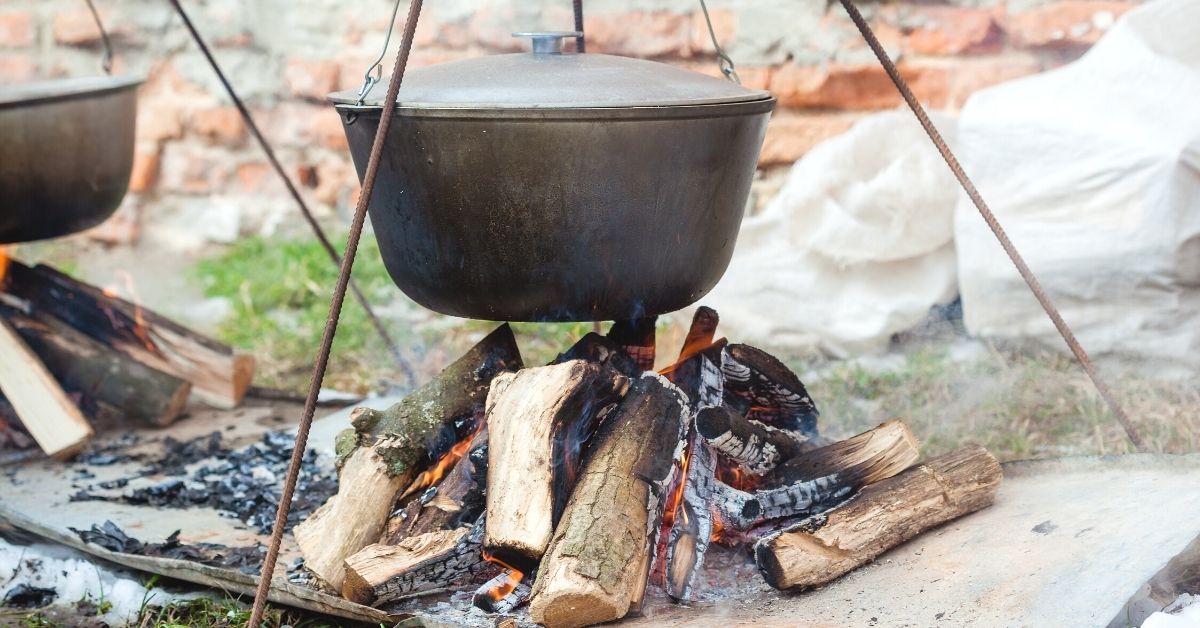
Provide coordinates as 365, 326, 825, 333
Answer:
682, 110, 960, 356
955, 0, 1200, 375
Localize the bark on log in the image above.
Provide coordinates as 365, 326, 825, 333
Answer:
0, 318, 92, 458
722, 343, 819, 437
342, 520, 497, 606
530, 375, 687, 628
695, 406, 813, 476
484, 361, 629, 571
0, 304, 191, 427
2, 261, 253, 409
297, 325, 521, 590
607, 317, 657, 372
755, 445, 1002, 590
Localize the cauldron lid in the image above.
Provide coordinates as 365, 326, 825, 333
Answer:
329, 32, 769, 110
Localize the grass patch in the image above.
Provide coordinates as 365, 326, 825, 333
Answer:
804, 343, 1200, 460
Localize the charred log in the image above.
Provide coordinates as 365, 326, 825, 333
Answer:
607, 316, 657, 372
343, 520, 498, 606
695, 406, 813, 476
384, 425, 489, 543
530, 375, 687, 628
755, 445, 1002, 590
721, 344, 819, 437
552, 332, 639, 377
473, 569, 532, 614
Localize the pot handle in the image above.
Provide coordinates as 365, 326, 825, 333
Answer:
512, 31, 583, 55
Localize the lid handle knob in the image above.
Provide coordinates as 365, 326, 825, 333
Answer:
512, 31, 582, 55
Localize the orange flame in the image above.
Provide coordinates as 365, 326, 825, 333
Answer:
0, 247, 9, 285
480, 551, 525, 602
400, 420, 484, 500
660, 439, 694, 530
103, 270, 156, 352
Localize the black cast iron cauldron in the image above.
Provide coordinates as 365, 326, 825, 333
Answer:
0, 75, 141, 244
330, 32, 774, 322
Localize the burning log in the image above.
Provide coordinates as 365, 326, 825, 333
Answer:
0, 303, 191, 427
607, 316, 657, 372
530, 375, 688, 628
342, 521, 497, 606
552, 332, 639, 377
714, 420, 920, 530
722, 343, 819, 437
484, 361, 629, 571
473, 566, 532, 614
0, 317, 92, 458
755, 445, 1002, 591
1, 261, 254, 409
695, 405, 812, 476
296, 325, 522, 590
383, 424, 489, 542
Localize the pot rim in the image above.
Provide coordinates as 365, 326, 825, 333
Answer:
0, 75, 142, 109
331, 95, 776, 121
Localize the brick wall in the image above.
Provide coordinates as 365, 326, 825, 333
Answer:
0, 0, 1140, 249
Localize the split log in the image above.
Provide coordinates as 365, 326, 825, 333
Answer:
607, 316, 657, 372
342, 520, 498, 606
755, 445, 1002, 590
678, 306, 719, 360
722, 343, 819, 437
473, 569, 532, 614
297, 325, 522, 590
715, 420, 921, 530
484, 361, 629, 571
0, 303, 191, 427
530, 375, 687, 628
0, 318, 92, 458
1, 261, 253, 409
695, 405, 813, 476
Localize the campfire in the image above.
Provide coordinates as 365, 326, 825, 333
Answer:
294, 307, 1002, 627
0, 255, 255, 461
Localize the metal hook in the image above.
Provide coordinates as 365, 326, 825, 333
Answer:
357, 0, 405, 105
83, 0, 114, 75
699, 0, 740, 85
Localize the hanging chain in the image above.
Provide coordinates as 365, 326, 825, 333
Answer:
82, 0, 114, 74
836, 0, 1147, 451
699, 0, 739, 84
356, 0, 405, 105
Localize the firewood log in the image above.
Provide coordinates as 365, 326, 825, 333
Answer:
296, 325, 522, 590
0, 303, 191, 427
383, 424, 489, 543
552, 332, 639, 377
2, 261, 253, 409
722, 343, 819, 437
483, 361, 629, 571
0, 318, 92, 458
530, 375, 688, 628
695, 405, 814, 475
755, 445, 1002, 590
342, 520, 497, 606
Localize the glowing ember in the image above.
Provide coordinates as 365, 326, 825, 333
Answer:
480, 550, 525, 602
0, 246, 9, 285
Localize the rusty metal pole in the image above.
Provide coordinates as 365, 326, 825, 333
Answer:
837, 0, 1147, 452
247, 0, 425, 624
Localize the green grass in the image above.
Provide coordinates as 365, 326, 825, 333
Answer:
7, 596, 373, 628
803, 343, 1200, 461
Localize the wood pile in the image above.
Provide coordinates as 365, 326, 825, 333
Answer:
0, 259, 255, 460
298, 307, 1003, 627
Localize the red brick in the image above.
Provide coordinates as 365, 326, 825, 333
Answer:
586, 11, 692, 58
468, 6, 527, 53
136, 101, 184, 143
689, 8, 737, 56
306, 107, 349, 151
53, 9, 123, 46
1006, 2, 1133, 49
235, 162, 272, 194
0, 55, 35, 82
159, 147, 231, 194
944, 56, 1043, 109
0, 12, 34, 48
84, 203, 140, 246
758, 111, 858, 167
190, 106, 246, 146
128, 146, 161, 194
284, 58, 341, 101
769, 63, 948, 111
897, 6, 1005, 56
